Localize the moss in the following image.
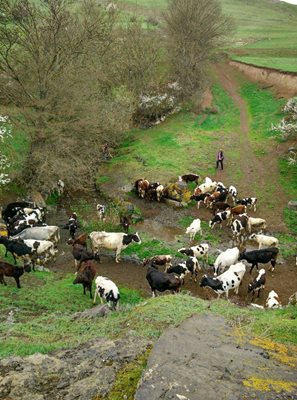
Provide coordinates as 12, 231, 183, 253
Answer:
243, 376, 297, 393
250, 337, 297, 367
94, 348, 152, 400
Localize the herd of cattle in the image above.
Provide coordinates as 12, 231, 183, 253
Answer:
0, 173, 293, 310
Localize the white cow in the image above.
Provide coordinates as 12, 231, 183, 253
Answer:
185, 218, 202, 240
266, 290, 281, 309
89, 231, 141, 263
23, 239, 57, 263
11, 226, 60, 244
213, 247, 240, 276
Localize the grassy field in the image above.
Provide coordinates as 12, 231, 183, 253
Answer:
0, 269, 296, 358
122, 0, 297, 73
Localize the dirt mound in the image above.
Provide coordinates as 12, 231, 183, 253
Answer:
230, 61, 297, 98
136, 313, 297, 400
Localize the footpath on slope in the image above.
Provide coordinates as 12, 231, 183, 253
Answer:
136, 313, 297, 400
213, 63, 289, 232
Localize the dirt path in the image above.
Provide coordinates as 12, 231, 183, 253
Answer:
213, 63, 289, 232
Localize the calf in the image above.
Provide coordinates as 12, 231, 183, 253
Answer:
236, 197, 257, 212
120, 216, 131, 233
143, 255, 172, 269
213, 247, 240, 276
68, 233, 88, 248
249, 233, 279, 250
185, 256, 201, 282
185, 218, 202, 240
0, 261, 31, 288
178, 243, 209, 263
96, 204, 106, 221
239, 247, 279, 273
178, 174, 199, 184
135, 178, 150, 199
248, 269, 266, 299
146, 264, 182, 297
93, 276, 120, 309
190, 193, 210, 209
165, 262, 189, 284
212, 202, 231, 215
209, 210, 231, 229
69, 242, 100, 270
231, 214, 249, 245
73, 261, 97, 298
265, 290, 281, 309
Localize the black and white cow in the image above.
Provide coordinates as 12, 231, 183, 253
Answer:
165, 262, 189, 284
89, 231, 141, 263
93, 276, 120, 309
145, 264, 182, 297
178, 243, 209, 263
190, 193, 210, 209
96, 204, 106, 221
248, 268, 266, 299
231, 214, 249, 245
236, 197, 257, 212
209, 210, 231, 229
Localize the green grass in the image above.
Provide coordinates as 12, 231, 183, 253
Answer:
240, 83, 285, 141
231, 56, 297, 73
283, 208, 297, 236
195, 84, 240, 131
279, 158, 297, 199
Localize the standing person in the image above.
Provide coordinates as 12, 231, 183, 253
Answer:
216, 149, 224, 170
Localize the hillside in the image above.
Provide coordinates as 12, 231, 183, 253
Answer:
122, 0, 297, 72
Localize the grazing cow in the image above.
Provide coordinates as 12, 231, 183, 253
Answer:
209, 210, 231, 229
266, 290, 281, 309
178, 174, 199, 184
135, 179, 150, 198
200, 262, 246, 299
228, 185, 237, 204
190, 193, 210, 209
236, 197, 257, 212
146, 264, 182, 297
178, 243, 209, 263
96, 204, 106, 221
231, 214, 249, 245
120, 216, 131, 233
0, 236, 33, 264
239, 247, 279, 273
249, 233, 279, 250
213, 247, 240, 276
185, 218, 202, 240
73, 261, 97, 299
143, 255, 172, 269
89, 231, 141, 263
247, 217, 267, 233
11, 226, 60, 244
0, 261, 31, 288
248, 269, 266, 299
165, 262, 189, 284
93, 276, 120, 310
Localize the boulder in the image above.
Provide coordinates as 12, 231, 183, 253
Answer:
288, 201, 297, 210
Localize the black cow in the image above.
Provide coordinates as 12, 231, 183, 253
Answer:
239, 247, 279, 273
179, 174, 199, 184
146, 264, 182, 297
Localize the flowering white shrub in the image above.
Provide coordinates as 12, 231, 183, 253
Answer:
271, 97, 297, 140
0, 115, 12, 186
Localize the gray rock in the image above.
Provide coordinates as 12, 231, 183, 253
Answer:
288, 201, 297, 210
72, 304, 112, 319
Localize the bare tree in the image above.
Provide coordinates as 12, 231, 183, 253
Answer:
164, 0, 233, 98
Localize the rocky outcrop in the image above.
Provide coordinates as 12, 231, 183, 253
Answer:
136, 314, 297, 400
0, 333, 151, 400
